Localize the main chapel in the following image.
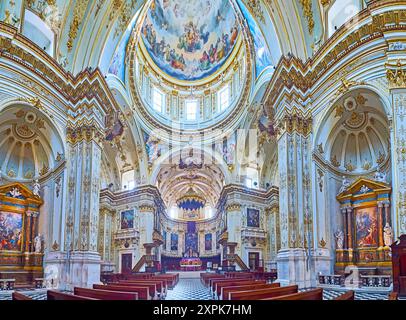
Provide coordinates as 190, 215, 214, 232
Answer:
0, 0, 406, 302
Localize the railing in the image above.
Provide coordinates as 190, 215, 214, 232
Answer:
360, 275, 392, 288
318, 274, 392, 288
233, 254, 250, 271
318, 275, 345, 286
132, 255, 147, 273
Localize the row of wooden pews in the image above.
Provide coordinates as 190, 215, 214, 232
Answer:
200, 272, 355, 301
11, 272, 180, 301
95, 272, 180, 300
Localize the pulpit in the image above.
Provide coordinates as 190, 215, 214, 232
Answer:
0, 183, 44, 286
391, 235, 406, 297
335, 178, 392, 275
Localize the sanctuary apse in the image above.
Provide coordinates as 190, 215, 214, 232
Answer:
0, 0, 405, 302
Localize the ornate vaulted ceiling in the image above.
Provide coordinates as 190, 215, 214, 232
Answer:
140, 0, 240, 81
0, 1, 321, 75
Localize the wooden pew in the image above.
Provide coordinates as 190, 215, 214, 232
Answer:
202, 274, 225, 287
154, 274, 179, 288
210, 277, 255, 293
229, 285, 299, 300
333, 290, 355, 301
389, 292, 398, 300
264, 288, 324, 300
94, 284, 151, 300
221, 283, 280, 300
12, 292, 33, 301
110, 282, 158, 299
118, 280, 166, 298
213, 280, 267, 297
47, 290, 97, 301
74, 287, 138, 300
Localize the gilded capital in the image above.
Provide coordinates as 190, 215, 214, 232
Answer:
386, 59, 406, 89
66, 121, 104, 146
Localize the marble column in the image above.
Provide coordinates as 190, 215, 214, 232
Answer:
378, 202, 385, 248
342, 208, 348, 249
63, 123, 104, 289
24, 212, 33, 253
276, 111, 315, 288
346, 208, 353, 250
386, 57, 406, 237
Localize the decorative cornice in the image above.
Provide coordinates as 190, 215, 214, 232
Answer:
226, 203, 242, 212
0, 23, 119, 119
263, 8, 406, 111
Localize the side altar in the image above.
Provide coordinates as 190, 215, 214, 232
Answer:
0, 183, 44, 286
335, 178, 392, 276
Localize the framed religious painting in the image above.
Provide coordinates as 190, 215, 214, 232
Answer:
247, 208, 260, 228
0, 211, 23, 252
120, 209, 134, 230
355, 207, 378, 248
205, 234, 212, 251
170, 233, 178, 251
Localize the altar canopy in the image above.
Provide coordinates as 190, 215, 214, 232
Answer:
336, 178, 392, 275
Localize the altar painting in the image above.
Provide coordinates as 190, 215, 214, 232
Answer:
0, 211, 23, 251
205, 233, 212, 251
171, 233, 178, 251
356, 207, 378, 248
121, 210, 134, 230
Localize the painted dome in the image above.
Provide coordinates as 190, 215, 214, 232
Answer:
140, 0, 240, 81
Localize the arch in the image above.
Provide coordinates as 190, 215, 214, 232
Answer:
22, 9, 55, 57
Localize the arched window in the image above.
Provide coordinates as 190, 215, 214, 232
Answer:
122, 170, 135, 190
22, 10, 55, 56
327, 0, 365, 37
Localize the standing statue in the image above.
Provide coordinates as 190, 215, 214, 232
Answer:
32, 179, 41, 197
339, 176, 351, 194
34, 234, 43, 253
334, 230, 345, 249
374, 169, 387, 183
383, 223, 394, 247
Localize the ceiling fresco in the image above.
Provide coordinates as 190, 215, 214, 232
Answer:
141, 0, 240, 81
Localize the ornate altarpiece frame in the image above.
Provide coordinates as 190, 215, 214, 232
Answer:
0, 183, 43, 284
336, 178, 392, 275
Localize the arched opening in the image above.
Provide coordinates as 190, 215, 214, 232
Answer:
22, 10, 55, 57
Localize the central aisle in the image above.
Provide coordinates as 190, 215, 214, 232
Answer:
165, 279, 212, 300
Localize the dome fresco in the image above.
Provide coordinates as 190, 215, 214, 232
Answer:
141, 0, 240, 81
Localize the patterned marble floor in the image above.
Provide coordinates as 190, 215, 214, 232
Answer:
0, 280, 392, 301
165, 279, 213, 300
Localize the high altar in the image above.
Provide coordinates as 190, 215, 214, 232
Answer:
335, 178, 392, 275
0, 183, 44, 285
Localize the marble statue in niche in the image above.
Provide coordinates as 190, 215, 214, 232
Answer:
33, 179, 41, 197
334, 230, 344, 249
384, 223, 393, 247
34, 234, 43, 253
339, 176, 351, 194
374, 169, 387, 183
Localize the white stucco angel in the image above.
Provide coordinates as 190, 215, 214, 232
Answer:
334, 230, 344, 249
339, 176, 351, 194
34, 234, 43, 253
383, 223, 393, 247
33, 179, 41, 197
374, 169, 387, 183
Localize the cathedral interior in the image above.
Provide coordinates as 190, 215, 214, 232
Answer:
0, 0, 406, 302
